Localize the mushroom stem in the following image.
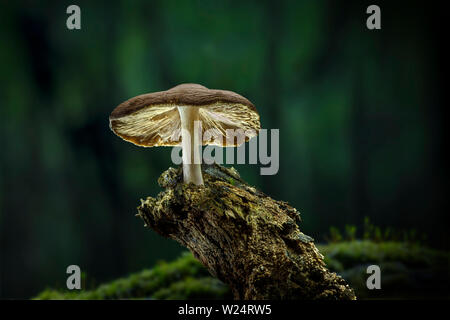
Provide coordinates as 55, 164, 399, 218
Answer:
178, 106, 204, 185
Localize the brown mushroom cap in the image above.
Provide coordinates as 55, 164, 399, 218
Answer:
109, 83, 260, 147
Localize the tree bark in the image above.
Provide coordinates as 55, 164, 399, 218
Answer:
137, 164, 356, 300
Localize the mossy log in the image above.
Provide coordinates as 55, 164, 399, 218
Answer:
137, 164, 356, 300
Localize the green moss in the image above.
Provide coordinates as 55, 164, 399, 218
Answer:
34, 252, 228, 300
317, 240, 449, 270
35, 241, 450, 300
325, 217, 427, 244
152, 277, 231, 300
318, 240, 450, 299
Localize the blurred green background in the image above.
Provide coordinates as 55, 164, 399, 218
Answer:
0, 0, 447, 299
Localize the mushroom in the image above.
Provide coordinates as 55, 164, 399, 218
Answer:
109, 84, 260, 185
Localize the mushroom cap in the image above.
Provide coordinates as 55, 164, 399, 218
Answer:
109, 83, 260, 147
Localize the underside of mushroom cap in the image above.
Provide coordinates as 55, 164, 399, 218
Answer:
109, 84, 261, 147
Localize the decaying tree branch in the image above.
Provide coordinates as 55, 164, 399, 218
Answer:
137, 164, 356, 300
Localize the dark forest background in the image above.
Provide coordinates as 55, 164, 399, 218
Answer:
0, 0, 447, 299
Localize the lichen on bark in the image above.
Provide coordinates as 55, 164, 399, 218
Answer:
137, 164, 356, 300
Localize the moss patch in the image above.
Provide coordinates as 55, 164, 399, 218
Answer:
35, 241, 450, 300
34, 252, 231, 300
318, 240, 450, 299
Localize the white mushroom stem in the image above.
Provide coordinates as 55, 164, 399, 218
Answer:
177, 106, 204, 185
